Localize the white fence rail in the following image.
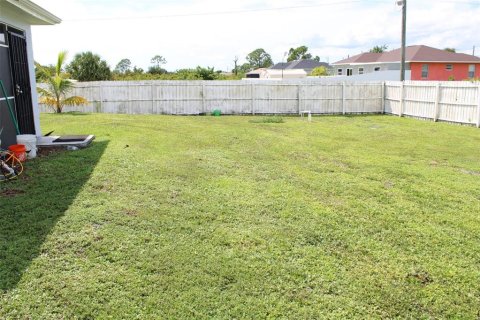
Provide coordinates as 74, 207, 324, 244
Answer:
39, 81, 384, 115
385, 81, 480, 127
39, 80, 480, 127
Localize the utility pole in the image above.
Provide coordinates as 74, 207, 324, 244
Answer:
281, 52, 287, 79
399, 0, 407, 81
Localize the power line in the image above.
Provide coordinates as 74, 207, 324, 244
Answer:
58, 0, 480, 22
63, 0, 363, 22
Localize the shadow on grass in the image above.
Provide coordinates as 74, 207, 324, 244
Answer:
45, 111, 90, 116
0, 140, 108, 292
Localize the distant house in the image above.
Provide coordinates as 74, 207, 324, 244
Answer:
271, 59, 331, 75
0, 0, 60, 148
333, 45, 480, 81
244, 68, 266, 79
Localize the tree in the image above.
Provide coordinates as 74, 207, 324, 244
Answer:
233, 56, 239, 76
66, 52, 112, 81
195, 66, 218, 80
149, 55, 167, 74
369, 45, 388, 53
310, 66, 329, 76
444, 48, 456, 53
174, 67, 219, 80
246, 49, 273, 69
287, 46, 313, 62
239, 63, 252, 73
36, 51, 88, 113
35, 62, 56, 82
114, 59, 132, 74
151, 55, 167, 67
132, 66, 144, 74
148, 66, 167, 74
176, 68, 199, 80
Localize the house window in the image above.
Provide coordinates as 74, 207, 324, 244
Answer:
446, 64, 453, 71
347, 68, 353, 76
468, 64, 476, 78
337, 68, 343, 75
421, 64, 429, 78
0, 24, 6, 45
374, 67, 380, 72
358, 68, 364, 75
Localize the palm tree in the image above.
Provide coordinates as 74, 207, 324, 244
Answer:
37, 51, 87, 113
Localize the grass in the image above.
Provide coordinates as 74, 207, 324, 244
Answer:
1, 113, 480, 319
249, 116, 284, 123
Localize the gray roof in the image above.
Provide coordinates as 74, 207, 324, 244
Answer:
271, 59, 330, 70
271, 62, 290, 70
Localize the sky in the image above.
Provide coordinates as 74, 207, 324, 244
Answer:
31, 0, 480, 72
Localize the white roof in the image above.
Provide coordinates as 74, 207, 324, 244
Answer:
1, 0, 61, 25
246, 68, 268, 75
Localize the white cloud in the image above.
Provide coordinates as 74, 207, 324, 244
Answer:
31, 0, 480, 71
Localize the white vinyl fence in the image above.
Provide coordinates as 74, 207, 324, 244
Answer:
385, 81, 480, 127
39, 80, 480, 127
39, 81, 384, 115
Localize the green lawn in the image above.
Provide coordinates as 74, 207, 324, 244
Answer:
1, 113, 480, 319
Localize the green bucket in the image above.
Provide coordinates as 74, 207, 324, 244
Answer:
212, 109, 221, 117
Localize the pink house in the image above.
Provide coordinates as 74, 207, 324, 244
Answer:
333, 45, 480, 81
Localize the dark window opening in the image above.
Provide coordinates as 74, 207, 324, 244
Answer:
421, 64, 429, 78
468, 65, 475, 78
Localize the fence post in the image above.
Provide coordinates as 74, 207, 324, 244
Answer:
298, 84, 302, 114
251, 83, 255, 115
382, 82, 386, 114
202, 83, 206, 114
151, 84, 155, 114
433, 82, 441, 122
399, 82, 404, 117
477, 85, 480, 128
99, 83, 103, 113
342, 82, 346, 115
127, 82, 131, 114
